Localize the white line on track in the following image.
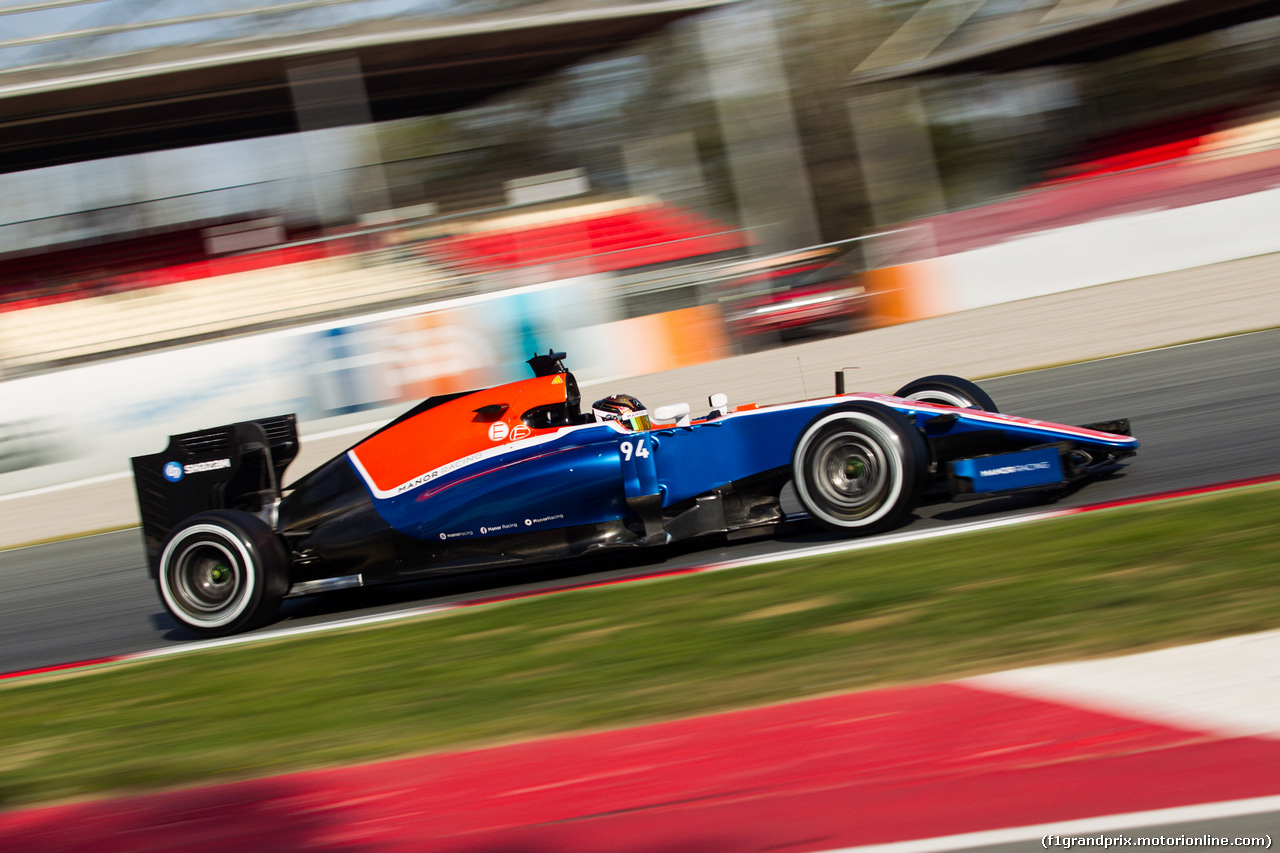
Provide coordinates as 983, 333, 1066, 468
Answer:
0, 423, 380, 506
0, 470, 131, 503
820, 794, 1280, 853
698, 509, 1075, 573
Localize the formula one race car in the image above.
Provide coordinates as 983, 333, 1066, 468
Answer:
132, 350, 1138, 636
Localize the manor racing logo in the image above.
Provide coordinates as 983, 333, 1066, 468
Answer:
480, 523, 520, 535
396, 451, 491, 496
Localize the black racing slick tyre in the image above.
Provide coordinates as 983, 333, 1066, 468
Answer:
156, 510, 289, 636
893, 374, 998, 412
792, 402, 928, 535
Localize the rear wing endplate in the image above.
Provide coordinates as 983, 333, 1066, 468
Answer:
130, 414, 298, 575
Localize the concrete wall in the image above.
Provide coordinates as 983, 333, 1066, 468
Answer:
871, 184, 1280, 321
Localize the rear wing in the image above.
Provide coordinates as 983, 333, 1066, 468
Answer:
131, 414, 299, 575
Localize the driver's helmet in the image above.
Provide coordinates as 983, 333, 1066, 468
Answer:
592, 393, 651, 432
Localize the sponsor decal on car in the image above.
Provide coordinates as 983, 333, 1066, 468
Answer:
978, 462, 1052, 477
183, 458, 232, 474
164, 458, 232, 481
524, 513, 565, 526
396, 449, 501, 495
951, 447, 1065, 492
479, 523, 520, 535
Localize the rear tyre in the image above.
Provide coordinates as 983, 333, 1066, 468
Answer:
157, 510, 288, 636
893, 374, 998, 412
792, 402, 927, 534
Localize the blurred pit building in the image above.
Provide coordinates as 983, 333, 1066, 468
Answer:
2, 0, 1279, 495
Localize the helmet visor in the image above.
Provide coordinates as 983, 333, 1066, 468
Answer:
593, 406, 651, 431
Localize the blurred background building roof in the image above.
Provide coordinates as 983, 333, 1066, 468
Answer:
850, 0, 1280, 84
0, 0, 728, 175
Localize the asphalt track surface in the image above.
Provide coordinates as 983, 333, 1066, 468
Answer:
2, 328, 1279, 679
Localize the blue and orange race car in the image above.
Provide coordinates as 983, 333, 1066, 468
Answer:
132, 350, 1138, 636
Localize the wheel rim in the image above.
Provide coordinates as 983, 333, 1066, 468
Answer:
158, 522, 258, 629
171, 541, 243, 614
905, 389, 974, 408
810, 431, 890, 521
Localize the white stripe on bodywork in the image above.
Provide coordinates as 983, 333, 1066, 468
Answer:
347, 420, 626, 500
852, 393, 1139, 444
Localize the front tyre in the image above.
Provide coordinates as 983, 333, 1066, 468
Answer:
894, 374, 998, 412
157, 510, 288, 636
792, 402, 928, 534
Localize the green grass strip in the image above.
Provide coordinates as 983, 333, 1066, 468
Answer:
3, 484, 1280, 809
